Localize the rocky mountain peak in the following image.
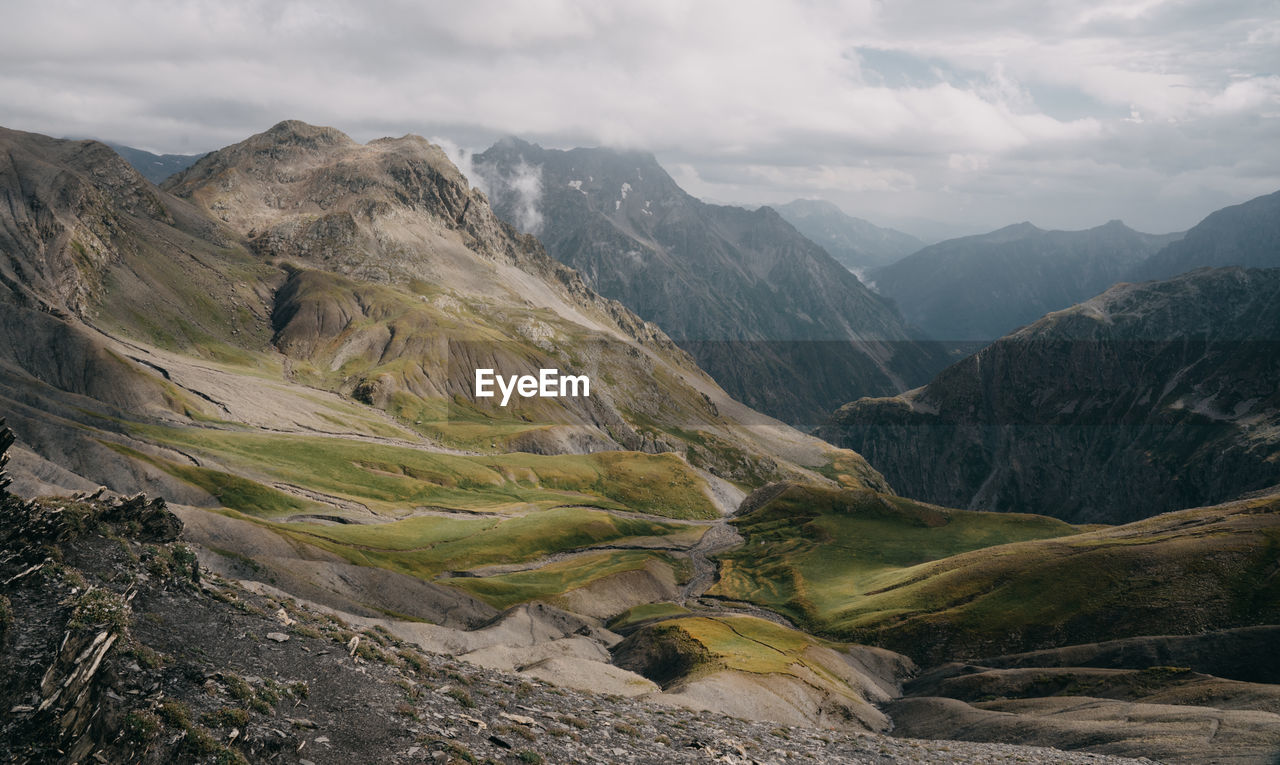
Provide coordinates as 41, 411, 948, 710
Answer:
163, 121, 357, 198
259, 118, 355, 149
0, 129, 165, 219
870, 216, 1182, 342
779, 198, 843, 218
163, 121, 484, 256
993, 221, 1043, 238
476, 140, 685, 225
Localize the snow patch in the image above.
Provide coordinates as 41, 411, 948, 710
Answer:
567, 180, 586, 195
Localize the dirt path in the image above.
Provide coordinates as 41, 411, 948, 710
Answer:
254, 424, 481, 456
552, 505, 721, 526
679, 521, 744, 603
687, 601, 799, 630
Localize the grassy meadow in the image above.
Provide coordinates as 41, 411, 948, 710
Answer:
712, 484, 1280, 663
129, 425, 718, 519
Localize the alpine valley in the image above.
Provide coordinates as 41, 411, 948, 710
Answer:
1, 121, 1278, 765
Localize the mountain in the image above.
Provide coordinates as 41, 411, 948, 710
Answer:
1133, 189, 1280, 281
0, 121, 890, 499
5, 121, 1279, 764
819, 266, 1280, 524
0, 121, 1030, 750
103, 142, 206, 184
473, 138, 950, 426
773, 199, 924, 271
0, 123, 906, 703
870, 220, 1182, 343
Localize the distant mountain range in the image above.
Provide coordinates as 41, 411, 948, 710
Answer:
821, 264, 1280, 524
864, 188, 1280, 347
870, 220, 1182, 342
1133, 189, 1280, 280
102, 142, 206, 184
772, 199, 924, 271
474, 138, 949, 425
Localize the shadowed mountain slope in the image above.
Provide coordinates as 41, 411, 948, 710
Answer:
1132, 189, 1280, 281
820, 266, 1280, 523
474, 138, 949, 425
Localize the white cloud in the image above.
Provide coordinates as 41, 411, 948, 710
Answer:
0, 0, 1274, 233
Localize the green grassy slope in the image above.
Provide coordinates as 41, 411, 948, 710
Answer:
449, 550, 691, 610
202, 504, 696, 605
130, 425, 719, 519
712, 484, 1079, 627
713, 484, 1280, 664
612, 614, 863, 697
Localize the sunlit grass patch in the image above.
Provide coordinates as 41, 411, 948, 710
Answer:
448, 550, 687, 610
100, 441, 310, 518
130, 426, 716, 518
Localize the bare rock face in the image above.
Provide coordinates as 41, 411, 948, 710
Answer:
0, 127, 171, 316
821, 267, 1280, 523
0, 420, 15, 493
164, 121, 682, 360
99, 493, 184, 543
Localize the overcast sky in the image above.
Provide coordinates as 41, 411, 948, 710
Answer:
2, 0, 1276, 236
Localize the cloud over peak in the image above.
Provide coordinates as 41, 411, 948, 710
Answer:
1, 0, 1274, 233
